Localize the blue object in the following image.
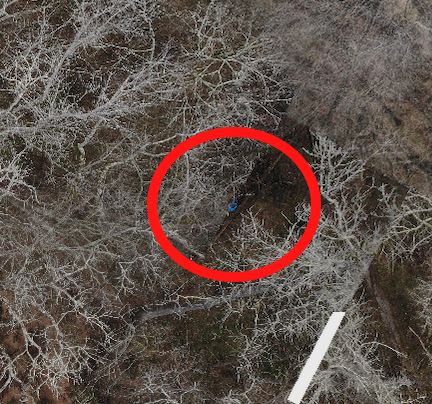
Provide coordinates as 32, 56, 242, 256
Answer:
228, 202, 238, 212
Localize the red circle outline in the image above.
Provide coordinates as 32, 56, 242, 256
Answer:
147, 127, 321, 282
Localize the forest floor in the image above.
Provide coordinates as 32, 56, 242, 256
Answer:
134, 118, 432, 402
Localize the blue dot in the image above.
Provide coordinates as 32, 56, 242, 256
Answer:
228, 202, 238, 212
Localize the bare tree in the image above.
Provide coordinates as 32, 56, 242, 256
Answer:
380, 188, 432, 259
304, 306, 417, 404
0, 0, 289, 401
207, 134, 414, 403
265, 0, 432, 194
1, 0, 430, 402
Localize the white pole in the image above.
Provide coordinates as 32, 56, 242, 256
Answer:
287, 312, 345, 404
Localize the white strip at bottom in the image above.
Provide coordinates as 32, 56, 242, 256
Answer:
287, 312, 345, 404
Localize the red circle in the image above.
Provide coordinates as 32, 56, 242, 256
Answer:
147, 127, 321, 282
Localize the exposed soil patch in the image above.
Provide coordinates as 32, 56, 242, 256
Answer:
359, 247, 432, 398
